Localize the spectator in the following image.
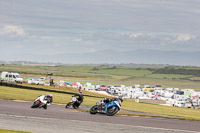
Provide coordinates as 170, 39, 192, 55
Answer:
79, 86, 82, 92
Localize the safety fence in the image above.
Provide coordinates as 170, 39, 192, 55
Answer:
0, 81, 106, 98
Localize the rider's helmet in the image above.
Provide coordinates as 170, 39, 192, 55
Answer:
47, 94, 53, 97
79, 91, 83, 96
103, 98, 109, 103
47, 94, 53, 102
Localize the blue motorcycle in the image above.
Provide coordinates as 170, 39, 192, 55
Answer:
90, 98, 123, 116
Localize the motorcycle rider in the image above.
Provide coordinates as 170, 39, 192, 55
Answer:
65, 91, 84, 109
73, 91, 84, 107
103, 97, 123, 105
90, 97, 123, 115
103, 98, 110, 104
35, 94, 53, 109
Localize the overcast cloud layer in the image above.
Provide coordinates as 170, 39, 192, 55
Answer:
0, 0, 200, 66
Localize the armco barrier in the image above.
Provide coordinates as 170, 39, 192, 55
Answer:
0, 81, 105, 98
138, 99, 166, 104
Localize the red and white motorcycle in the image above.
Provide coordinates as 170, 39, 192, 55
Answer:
31, 95, 52, 109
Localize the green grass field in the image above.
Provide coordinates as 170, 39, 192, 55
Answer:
0, 129, 31, 133
0, 84, 107, 106
0, 65, 200, 90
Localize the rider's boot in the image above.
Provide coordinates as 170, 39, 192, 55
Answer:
42, 104, 47, 109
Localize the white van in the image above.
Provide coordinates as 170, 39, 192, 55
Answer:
1, 71, 23, 83
174, 101, 186, 107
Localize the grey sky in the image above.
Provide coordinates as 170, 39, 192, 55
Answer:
0, 0, 200, 66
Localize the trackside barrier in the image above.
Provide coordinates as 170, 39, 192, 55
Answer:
138, 99, 166, 104
0, 81, 105, 98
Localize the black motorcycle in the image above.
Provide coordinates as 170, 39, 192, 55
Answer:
65, 96, 81, 109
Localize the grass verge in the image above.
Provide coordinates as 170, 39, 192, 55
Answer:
0, 129, 31, 133
0, 84, 104, 106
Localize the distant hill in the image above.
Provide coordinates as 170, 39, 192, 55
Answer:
0, 49, 199, 67
0, 61, 197, 68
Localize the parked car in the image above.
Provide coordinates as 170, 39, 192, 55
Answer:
28, 77, 45, 85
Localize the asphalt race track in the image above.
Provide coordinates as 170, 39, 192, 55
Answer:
0, 100, 199, 133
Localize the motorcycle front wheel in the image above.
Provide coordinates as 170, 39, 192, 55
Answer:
90, 105, 98, 114
65, 102, 72, 108
73, 101, 80, 109
73, 104, 79, 109
31, 101, 40, 108
107, 107, 119, 116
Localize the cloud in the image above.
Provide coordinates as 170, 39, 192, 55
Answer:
113, 32, 163, 40
40, 36, 51, 39
1, 0, 200, 65
73, 38, 95, 46
0, 25, 26, 37
72, 39, 81, 42
117, 32, 143, 39
174, 34, 196, 42
16, 44, 24, 48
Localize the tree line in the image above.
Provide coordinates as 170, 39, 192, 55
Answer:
152, 67, 200, 76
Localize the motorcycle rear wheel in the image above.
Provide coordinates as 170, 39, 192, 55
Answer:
107, 107, 119, 116
90, 105, 98, 114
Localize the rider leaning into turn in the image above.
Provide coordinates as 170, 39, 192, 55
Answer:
103, 97, 123, 104
73, 91, 84, 104
36, 94, 53, 109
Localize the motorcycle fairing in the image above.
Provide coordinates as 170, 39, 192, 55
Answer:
105, 101, 120, 114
